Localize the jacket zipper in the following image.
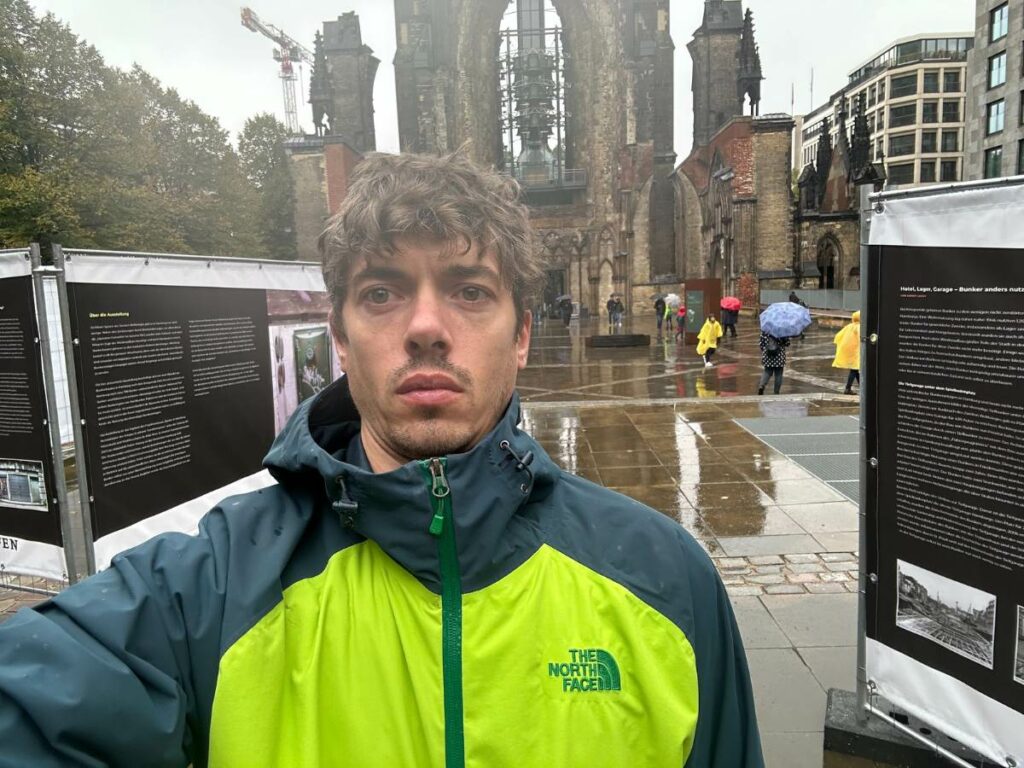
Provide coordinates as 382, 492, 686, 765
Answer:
425, 457, 464, 768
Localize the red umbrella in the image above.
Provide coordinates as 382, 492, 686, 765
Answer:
720, 296, 742, 311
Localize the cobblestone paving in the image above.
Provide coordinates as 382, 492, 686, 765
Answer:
716, 552, 860, 596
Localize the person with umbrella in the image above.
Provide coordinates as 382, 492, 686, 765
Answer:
720, 297, 741, 338
757, 331, 790, 394
674, 303, 688, 342
833, 311, 861, 394
757, 302, 812, 395
696, 313, 724, 367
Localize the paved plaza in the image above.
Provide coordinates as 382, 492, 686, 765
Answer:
1, 313, 862, 767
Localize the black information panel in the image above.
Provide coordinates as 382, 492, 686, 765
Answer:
0, 275, 61, 545
869, 245, 1024, 711
68, 283, 274, 537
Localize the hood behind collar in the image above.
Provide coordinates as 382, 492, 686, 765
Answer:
263, 376, 558, 592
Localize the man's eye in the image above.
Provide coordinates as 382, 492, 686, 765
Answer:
366, 288, 391, 304
459, 286, 486, 302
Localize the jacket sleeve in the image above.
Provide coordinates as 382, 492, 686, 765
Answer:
684, 539, 764, 767
0, 514, 231, 768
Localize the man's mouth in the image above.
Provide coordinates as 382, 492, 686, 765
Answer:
395, 374, 465, 406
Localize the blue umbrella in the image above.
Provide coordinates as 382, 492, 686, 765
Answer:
759, 302, 812, 338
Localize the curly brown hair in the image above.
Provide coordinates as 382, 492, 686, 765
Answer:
318, 150, 545, 332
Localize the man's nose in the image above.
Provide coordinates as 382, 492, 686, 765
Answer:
404, 289, 452, 357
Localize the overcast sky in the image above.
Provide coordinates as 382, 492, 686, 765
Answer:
27, 0, 974, 158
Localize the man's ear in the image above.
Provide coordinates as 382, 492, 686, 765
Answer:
516, 309, 532, 370
329, 309, 348, 371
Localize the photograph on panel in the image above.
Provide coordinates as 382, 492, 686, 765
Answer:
896, 559, 996, 669
266, 290, 343, 434
0, 459, 47, 512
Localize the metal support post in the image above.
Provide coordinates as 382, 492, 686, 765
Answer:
29, 244, 80, 584
51, 245, 97, 576
856, 183, 873, 725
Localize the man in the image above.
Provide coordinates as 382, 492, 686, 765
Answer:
654, 295, 666, 336
0, 152, 762, 767
606, 294, 616, 332
721, 307, 738, 338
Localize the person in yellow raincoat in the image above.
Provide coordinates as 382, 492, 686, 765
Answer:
833, 311, 861, 394
696, 313, 724, 368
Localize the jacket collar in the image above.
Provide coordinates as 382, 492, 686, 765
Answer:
264, 377, 557, 593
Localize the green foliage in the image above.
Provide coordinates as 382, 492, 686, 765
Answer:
0, 0, 276, 258
239, 114, 298, 260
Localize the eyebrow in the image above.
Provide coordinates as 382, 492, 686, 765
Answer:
349, 265, 408, 286
350, 263, 502, 286
440, 264, 502, 283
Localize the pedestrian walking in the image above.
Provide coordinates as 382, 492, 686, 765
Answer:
833, 311, 861, 394
697, 313, 724, 368
674, 305, 687, 341
654, 296, 666, 336
757, 330, 790, 394
612, 296, 625, 331
606, 295, 616, 332
789, 291, 808, 339
721, 308, 738, 338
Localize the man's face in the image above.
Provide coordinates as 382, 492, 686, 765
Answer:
333, 237, 531, 471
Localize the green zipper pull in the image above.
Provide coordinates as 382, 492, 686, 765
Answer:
428, 457, 450, 536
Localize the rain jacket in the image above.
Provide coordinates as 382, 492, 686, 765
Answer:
0, 378, 762, 768
832, 312, 861, 370
696, 318, 724, 355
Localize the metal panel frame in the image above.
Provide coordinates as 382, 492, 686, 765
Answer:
51, 244, 97, 577
28, 245, 77, 586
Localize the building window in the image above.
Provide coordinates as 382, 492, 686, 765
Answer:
887, 163, 915, 185
942, 100, 960, 123
923, 71, 940, 93
876, 138, 884, 160
878, 80, 886, 101
1021, 91, 1024, 124
890, 103, 917, 127
988, 99, 1006, 134
940, 160, 959, 182
891, 73, 918, 98
921, 131, 938, 153
991, 3, 1009, 42
867, 114, 875, 134
1019, 140, 1024, 175
990, 52, 1007, 88
922, 101, 939, 123
868, 86, 876, 107
984, 146, 1003, 178
920, 161, 937, 183
941, 129, 959, 152
943, 70, 961, 93
889, 133, 916, 157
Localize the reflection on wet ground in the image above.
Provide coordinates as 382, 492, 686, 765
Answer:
522, 397, 859, 573
519, 314, 861, 598
521, 314, 853, 401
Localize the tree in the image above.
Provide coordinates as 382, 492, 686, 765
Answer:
0, 0, 270, 257
239, 113, 298, 260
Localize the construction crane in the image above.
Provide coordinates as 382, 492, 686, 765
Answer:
240, 7, 315, 135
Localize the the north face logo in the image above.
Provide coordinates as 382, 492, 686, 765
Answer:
548, 648, 621, 692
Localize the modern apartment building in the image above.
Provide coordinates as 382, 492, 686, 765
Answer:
965, 0, 1024, 178
800, 34, 975, 187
